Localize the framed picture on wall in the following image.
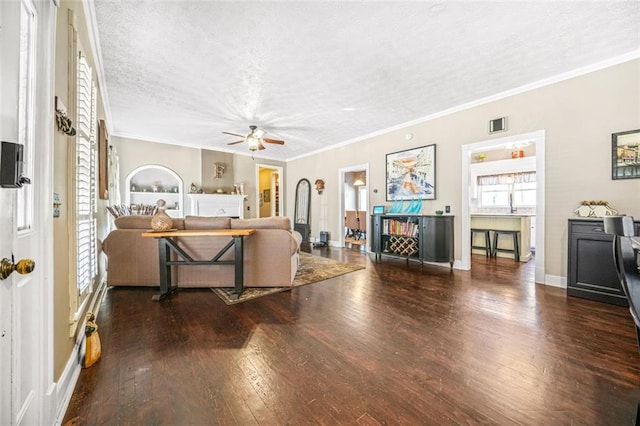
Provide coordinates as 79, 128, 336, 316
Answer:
386, 144, 436, 201
98, 119, 109, 199
612, 129, 640, 180
263, 188, 270, 202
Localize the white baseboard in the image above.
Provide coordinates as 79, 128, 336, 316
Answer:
53, 276, 108, 424
53, 336, 83, 425
422, 259, 462, 270
329, 240, 342, 248
543, 274, 567, 288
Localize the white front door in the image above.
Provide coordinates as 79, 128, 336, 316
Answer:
1, 0, 56, 424
0, 192, 15, 426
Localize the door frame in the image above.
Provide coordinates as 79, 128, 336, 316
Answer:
460, 130, 546, 284
255, 163, 284, 218
270, 171, 280, 216
337, 163, 369, 248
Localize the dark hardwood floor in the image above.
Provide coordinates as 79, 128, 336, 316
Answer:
64, 248, 640, 425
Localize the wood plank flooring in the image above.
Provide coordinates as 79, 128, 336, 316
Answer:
64, 248, 640, 425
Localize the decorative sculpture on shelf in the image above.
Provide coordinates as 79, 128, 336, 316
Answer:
404, 198, 415, 213
314, 179, 325, 194
388, 198, 404, 214
413, 198, 423, 214
403, 197, 422, 214
573, 200, 618, 218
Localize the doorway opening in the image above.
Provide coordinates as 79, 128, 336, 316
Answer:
255, 164, 283, 218
338, 163, 369, 249
461, 130, 545, 285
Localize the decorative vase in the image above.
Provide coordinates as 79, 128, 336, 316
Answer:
151, 199, 173, 231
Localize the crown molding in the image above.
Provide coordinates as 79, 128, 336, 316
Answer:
82, 0, 113, 135
287, 50, 640, 162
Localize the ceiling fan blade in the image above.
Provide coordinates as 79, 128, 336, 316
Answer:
227, 140, 245, 145
258, 141, 266, 150
222, 131, 245, 137
263, 138, 285, 145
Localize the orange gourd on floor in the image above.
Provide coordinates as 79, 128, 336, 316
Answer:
84, 313, 101, 368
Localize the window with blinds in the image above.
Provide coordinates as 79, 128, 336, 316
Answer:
477, 171, 536, 208
76, 53, 97, 295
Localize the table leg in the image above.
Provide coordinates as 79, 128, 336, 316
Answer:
152, 237, 174, 301
230, 235, 245, 300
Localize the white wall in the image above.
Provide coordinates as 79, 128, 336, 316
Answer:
112, 136, 202, 216
111, 137, 287, 219
285, 59, 640, 281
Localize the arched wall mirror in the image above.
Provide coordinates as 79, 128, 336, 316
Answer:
294, 178, 311, 245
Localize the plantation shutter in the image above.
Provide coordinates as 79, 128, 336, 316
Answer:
76, 52, 97, 294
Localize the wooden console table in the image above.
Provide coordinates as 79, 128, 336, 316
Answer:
141, 229, 256, 301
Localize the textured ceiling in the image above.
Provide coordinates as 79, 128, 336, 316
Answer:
92, 1, 640, 161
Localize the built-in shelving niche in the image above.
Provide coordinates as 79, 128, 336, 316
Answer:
125, 165, 184, 218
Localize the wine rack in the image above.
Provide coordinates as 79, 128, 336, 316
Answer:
386, 236, 419, 256
371, 214, 454, 268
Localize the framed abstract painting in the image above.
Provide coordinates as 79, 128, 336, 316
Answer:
386, 144, 436, 201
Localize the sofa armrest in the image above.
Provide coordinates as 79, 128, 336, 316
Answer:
103, 229, 162, 286
291, 230, 303, 253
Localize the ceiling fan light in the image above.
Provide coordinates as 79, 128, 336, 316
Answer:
246, 135, 260, 151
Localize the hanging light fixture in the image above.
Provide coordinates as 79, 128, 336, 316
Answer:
245, 125, 266, 152
246, 133, 260, 152
353, 172, 366, 186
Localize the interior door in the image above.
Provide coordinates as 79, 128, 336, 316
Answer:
1, 0, 53, 423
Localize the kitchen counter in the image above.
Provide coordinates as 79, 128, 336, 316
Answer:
471, 214, 532, 262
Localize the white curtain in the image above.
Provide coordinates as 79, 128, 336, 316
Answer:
108, 145, 121, 205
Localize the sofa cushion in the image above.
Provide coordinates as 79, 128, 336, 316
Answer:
231, 217, 291, 230
114, 215, 184, 230
184, 216, 231, 230
114, 215, 152, 229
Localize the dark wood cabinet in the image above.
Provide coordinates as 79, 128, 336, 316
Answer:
567, 218, 640, 306
371, 214, 454, 267
422, 216, 455, 264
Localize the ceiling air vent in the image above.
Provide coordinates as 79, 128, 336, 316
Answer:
489, 117, 507, 134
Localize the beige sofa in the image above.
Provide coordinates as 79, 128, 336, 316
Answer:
102, 215, 302, 288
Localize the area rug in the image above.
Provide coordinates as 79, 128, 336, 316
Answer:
210, 252, 364, 304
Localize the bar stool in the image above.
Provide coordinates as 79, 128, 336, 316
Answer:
492, 230, 520, 262
471, 228, 492, 257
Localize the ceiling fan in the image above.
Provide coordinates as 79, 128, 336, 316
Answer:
223, 125, 285, 152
